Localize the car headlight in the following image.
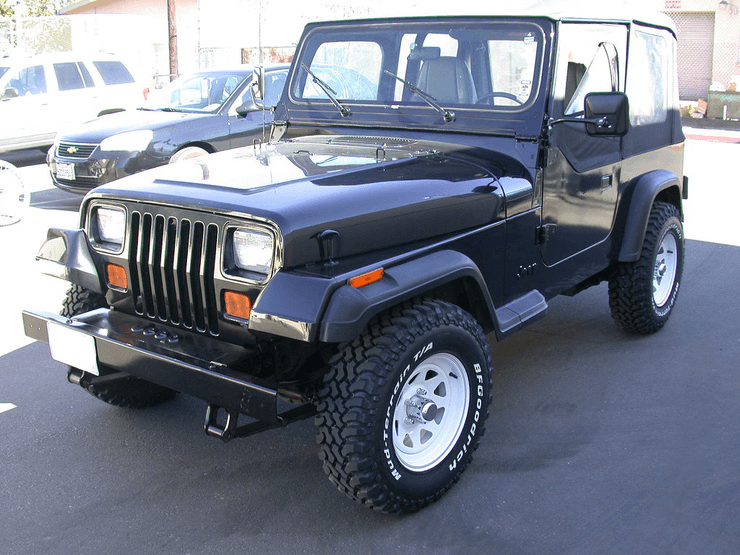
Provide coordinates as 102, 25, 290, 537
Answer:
99, 130, 153, 152
230, 228, 275, 277
90, 205, 126, 252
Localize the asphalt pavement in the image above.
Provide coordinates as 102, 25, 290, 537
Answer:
0, 136, 738, 554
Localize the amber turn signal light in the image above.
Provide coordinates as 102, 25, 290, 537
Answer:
349, 268, 384, 289
106, 263, 128, 290
224, 290, 252, 320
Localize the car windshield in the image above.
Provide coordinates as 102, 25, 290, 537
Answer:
293, 20, 544, 112
142, 72, 250, 113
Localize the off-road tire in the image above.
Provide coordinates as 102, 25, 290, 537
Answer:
609, 201, 684, 334
61, 284, 177, 408
315, 299, 493, 514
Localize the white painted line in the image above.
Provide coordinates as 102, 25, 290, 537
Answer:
0, 403, 17, 414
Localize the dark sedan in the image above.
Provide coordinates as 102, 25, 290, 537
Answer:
48, 66, 288, 193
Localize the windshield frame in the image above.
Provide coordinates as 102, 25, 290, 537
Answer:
281, 17, 552, 137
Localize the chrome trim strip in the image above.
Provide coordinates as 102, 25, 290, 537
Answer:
248, 311, 313, 342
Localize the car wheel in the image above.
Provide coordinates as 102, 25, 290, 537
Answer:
315, 299, 493, 513
609, 201, 684, 334
61, 284, 177, 408
169, 146, 209, 164
0, 160, 29, 227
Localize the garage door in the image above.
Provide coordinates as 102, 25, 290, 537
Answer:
665, 11, 715, 101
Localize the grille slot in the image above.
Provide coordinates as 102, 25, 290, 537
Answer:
129, 211, 220, 335
57, 142, 98, 159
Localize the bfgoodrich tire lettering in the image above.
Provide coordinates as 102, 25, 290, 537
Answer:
61, 284, 177, 408
315, 299, 493, 514
609, 201, 684, 334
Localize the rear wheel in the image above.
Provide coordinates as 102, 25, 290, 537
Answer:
609, 202, 684, 334
61, 284, 177, 408
316, 299, 492, 513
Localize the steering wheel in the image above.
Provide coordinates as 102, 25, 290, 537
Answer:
475, 91, 524, 105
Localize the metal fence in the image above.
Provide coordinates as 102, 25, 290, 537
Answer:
665, 10, 740, 102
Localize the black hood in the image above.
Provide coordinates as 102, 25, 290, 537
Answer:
88, 136, 529, 267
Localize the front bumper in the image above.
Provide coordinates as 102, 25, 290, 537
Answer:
48, 148, 164, 193
23, 307, 285, 423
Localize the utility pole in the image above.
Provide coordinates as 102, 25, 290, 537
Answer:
167, 0, 178, 80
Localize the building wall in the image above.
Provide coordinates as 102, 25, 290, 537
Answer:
58, 0, 740, 103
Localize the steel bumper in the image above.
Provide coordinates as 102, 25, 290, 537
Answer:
23, 308, 281, 423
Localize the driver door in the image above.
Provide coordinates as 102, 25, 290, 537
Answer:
541, 23, 628, 266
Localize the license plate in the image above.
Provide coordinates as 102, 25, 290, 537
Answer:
47, 322, 99, 375
55, 162, 75, 181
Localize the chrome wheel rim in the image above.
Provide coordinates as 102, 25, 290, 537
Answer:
391, 353, 470, 472
653, 232, 678, 307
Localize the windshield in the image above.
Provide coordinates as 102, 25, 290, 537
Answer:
293, 21, 544, 112
142, 72, 250, 113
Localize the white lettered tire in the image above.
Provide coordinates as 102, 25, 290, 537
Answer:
316, 299, 493, 513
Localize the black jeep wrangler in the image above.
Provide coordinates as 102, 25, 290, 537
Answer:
24, 11, 687, 513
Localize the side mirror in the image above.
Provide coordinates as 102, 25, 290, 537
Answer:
584, 92, 629, 136
2, 87, 19, 100
235, 86, 263, 117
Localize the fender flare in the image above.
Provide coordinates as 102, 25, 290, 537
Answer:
35, 228, 106, 294
317, 250, 497, 343
616, 170, 683, 262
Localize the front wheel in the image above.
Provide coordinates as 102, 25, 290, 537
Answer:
609, 201, 685, 334
169, 146, 208, 164
315, 299, 493, 513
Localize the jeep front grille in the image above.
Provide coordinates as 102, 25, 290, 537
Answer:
128, 210, 220, 335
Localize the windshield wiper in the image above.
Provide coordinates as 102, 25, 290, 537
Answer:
383, 70, 455, 123
301, 64, 351, 117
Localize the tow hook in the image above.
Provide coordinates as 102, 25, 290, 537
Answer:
204, 403, 317, 442
67, 368, 85, 386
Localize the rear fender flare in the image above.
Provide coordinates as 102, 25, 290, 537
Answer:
616, 170, 683, 262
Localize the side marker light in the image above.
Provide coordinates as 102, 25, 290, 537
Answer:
349, 268, 384, 289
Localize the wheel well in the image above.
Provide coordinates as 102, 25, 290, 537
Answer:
422, 277, 496, 334
655, 186, 683, 218
175, 142, 215, 155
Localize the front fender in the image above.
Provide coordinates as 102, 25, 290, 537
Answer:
318, 250, 496, 343
35, 228, 106, 294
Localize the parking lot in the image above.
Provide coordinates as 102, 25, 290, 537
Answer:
1, 134, 739, 554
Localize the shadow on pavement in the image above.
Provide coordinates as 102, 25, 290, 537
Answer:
30, 188, 83, 212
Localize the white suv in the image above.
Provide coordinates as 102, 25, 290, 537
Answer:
0, 54, 144, 154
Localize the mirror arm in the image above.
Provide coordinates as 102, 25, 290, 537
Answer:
548, 116, 608, 131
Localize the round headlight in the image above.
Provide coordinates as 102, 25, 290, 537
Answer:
232, 229, 274, 276
99, 130, 153, 152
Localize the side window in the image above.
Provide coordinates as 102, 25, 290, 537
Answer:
556, 23, 627, 116
627, 30, 669, 126
263, 71, 287, 107
93, 61, 135, 85
54, 62, 85, 91
565, 44, 618, 115
6, 65, 47, 95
